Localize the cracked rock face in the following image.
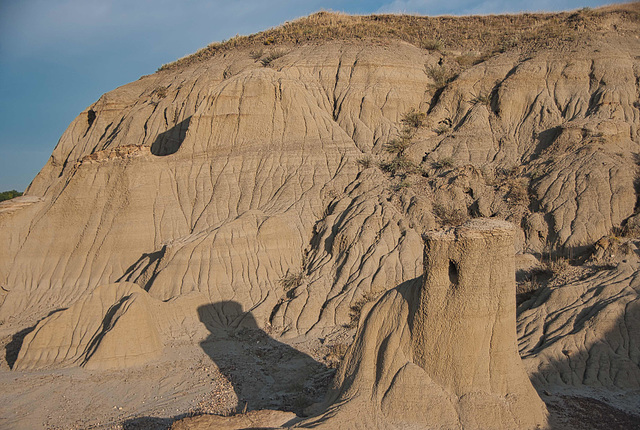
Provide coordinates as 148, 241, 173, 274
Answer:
0, 7, 639, 393
299, 219, 548, 429
518, 260, 640, 389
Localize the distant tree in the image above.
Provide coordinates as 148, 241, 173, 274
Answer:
0, 190, 23, 202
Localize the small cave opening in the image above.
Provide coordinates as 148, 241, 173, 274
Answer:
448, 260, 459, 286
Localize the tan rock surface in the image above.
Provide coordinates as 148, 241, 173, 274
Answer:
170, 410, 296, 430
14, 283, 164, 370
299, 219, 548, 429
518, 259, 640, 389
1, 5, 640, 429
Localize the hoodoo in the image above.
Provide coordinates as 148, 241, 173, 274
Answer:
299, 219, 548, 429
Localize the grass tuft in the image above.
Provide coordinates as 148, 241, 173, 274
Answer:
433, 204, 468, 226
380, 156, 417, 175
432, 157, 455, 169
260, 49, 288, 66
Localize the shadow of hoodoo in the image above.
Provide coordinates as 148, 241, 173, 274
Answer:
196, 301, 333, 417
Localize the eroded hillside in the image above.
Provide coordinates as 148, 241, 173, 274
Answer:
1, 4, 640, 429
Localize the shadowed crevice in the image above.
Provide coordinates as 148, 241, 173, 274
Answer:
151, 116, 191, 156
117, 246, 167, 292
6, 308, 67, 369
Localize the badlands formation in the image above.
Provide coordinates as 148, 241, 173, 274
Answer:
1, 3, 640, 429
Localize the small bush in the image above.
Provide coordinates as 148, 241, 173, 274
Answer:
384, 138, 410, 155
455, 53, 486, 67
421, 38, 443, 51
433, 204, 468, 226
325, 342, 349, 368
620, 221, 640, 238
401, 109, 426, 129
505, 178, 530, 206
154, 87, 168, 98
529, 166, 545, 181
261, 50, 287, 66
542, 256, 570, 277
249, 49, 264, 60
357, 155, 374, 168
0, 190, 22, 202
432, 157, 455, 169
496, 37, 519, 53
434, 124, 451, 135
470, 93, 491, 105
433, 118, 452, 135
281, 270, 305, 293
425, 65, 452, 88
347, 291, 380, 328
391, 180, 411, 192
517, 278, 541, 295
516, 278, 542, 306
223, 66, 233, 79
380, 156, 416, 176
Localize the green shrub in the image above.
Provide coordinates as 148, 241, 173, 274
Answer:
0, 190, 22, 202
470, 93, 491, 105
425, 65, 454, 88
421, 38, 443, 51
384, 138, 410, 155
281, 270, 305, 298
391, 180, 411, 192
357, 155, 374, 168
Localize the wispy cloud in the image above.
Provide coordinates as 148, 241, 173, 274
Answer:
376, 0, 610, 16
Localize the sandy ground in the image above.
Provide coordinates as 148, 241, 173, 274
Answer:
2, 320, 639, 430
0, 320, 339, 430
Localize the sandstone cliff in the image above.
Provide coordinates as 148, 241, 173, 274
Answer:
1, 4, 640, 429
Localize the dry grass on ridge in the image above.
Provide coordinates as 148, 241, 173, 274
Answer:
158, 4, 640, 72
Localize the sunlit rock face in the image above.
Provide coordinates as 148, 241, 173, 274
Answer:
298, 219, 548, 429
1, 8, 639, 404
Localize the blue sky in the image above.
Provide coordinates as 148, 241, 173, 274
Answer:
0, 0, 616, 191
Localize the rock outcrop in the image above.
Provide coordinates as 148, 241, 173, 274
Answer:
300, 219, 548, 429
13, 283, 210, 370
519, 256, 640, 389
1, 5, 640, 428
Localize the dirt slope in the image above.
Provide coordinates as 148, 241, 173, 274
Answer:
1, 4, 640, 429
